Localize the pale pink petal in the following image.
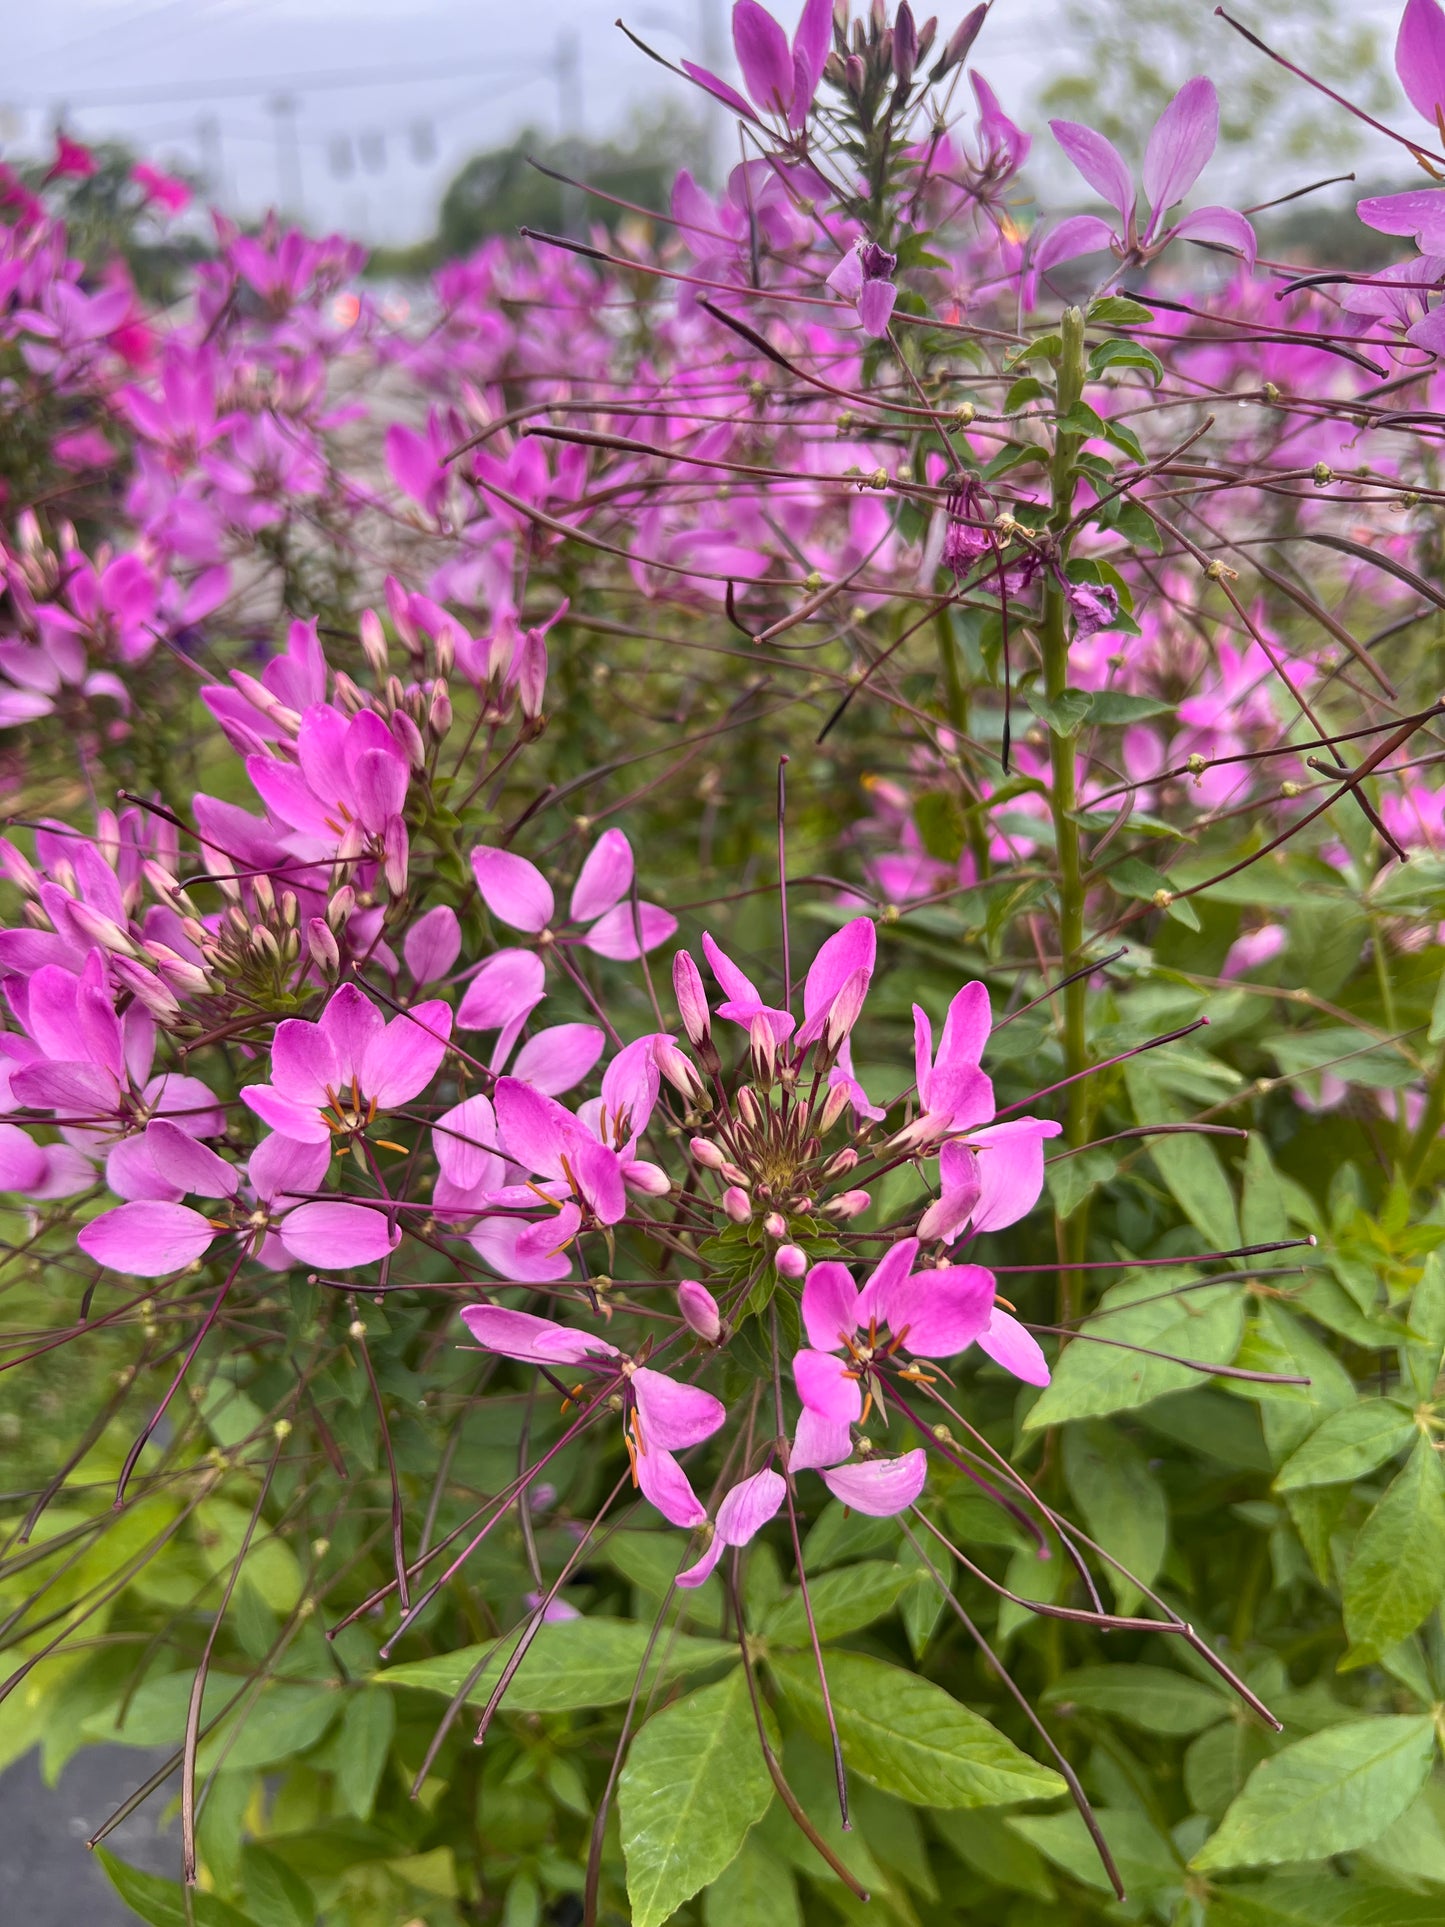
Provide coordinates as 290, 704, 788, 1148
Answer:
793, 1347, 863, 1422
790, 0, 831, 116
635, 1441, 706, 1528
1049, 120, 1135, 222
1142, 76, 1218, 220
460, 1301, 620, 1364
240, 1084, 330, 1143
732, 0, 793, 112
0, 1123, 52, 1192
471, 846, 554, 933
800, 1259, 860, 1350
269, 1015, 340, 1105
404, 905, 461, 985
433, 1093, 500, 1190
142, 1119, 238, 1199
821, 1450, 928, 1517
790, 1407, 853, 1471
494, 1078, 569, 1178
569, 828, 633, 923
678, 1280, 722, 1342
798, 917, 875, 1047
1168, 206, 1256, 267
469, 1204, 582, 1282
675, 1532, 728, 1589
854, 1237, 920, 1330
78, 1200, 216, 1276
280, 1200, 399, 1267
1357, 188, 1445, 247
887, 1262, 995, 1358
631, 1365, 726, 1449
917, 1142, 981, 1244
858, 279, 898, 337
1032, 214, 1119, 276
319, 983, 385, 1086
457, 948, 546, 1031
976, 1308, 1051, 1386
967, 1117, 1062, 1236
581, 901, 677, 961
248, 1132, 330, 1204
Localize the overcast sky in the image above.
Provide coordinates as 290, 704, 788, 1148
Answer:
0, 0, 1409, 244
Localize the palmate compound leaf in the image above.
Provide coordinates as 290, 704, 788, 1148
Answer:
617, 1667, 773, 1927
768, 1649, 1065, 1808
1023, 1271, 1245, 1429
1189, 1715, 1437, 1871
1340, 1436, 1445, 1664
374, 1614, 734, 1711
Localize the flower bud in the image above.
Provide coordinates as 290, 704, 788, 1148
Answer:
824, 1189, 872, 1219
719, 1159, 750, 1187
672, 949, 711, 1048
690, 1136, 726, 1170
824, 1146, 859, 1176
677, 1280, 722, 1343
818, 1081, 851, 1133
655, 1037, 702, 1099
749, 1012, 777, 1085
360, 607, 389, 679
763, 1210, 788, 1241
384, 817, 410, 896
67, 901, 134, 955
775, 1243, 807, 1278
307, 917, 341, 974
893, 0, 918, 85
722, 1185, 751, 1223
428, 677, 453, 739
624, 1159, 671, 1196
327, 884, 356, 931
736, 1086, 763, 1132
931, 1, 987, 78
110, 955, 181, 1020
391, 707, 426, 771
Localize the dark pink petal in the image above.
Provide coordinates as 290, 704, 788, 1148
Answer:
635, 1441, 706, 1529
732, 0, 793, 112
318, 983, 385, 1087
826, 248, 866, 300
494, 1078, 569, 1178
78, 1200, 216, 1276
569, 828, 633, 923
269, 1015, 340, 1105
511, 1023, 605, 1097
793, 1347, 863, 1422
600, 1033, 663, 1143
789, 0, 832, 117
404, 905, 461, 986
888, 1262, 994, 1358
855, 1237, 920, 1330
364, 1000, 451, 1107
632, 1366, 726, 1449
240, 1083, 331, 1144
459, 1301, 619, 1364
469, 1204, 582, 1282
10, 1060, 115, 1116
937, 980, 991, 1078
801, 1259, 861, 1350
790, 1407, 853, 1471
820, 1451, 928, 1517
968, 1117, 1062, 1235
280, 1200, 399, 1267
0, 1122, 52, 1192
457, 948, 546, 1031
433, 1094, 502, 1191
349, 746, 409, 838
1032, 214, 1119, 276
248, 1131, 330, 1204
701, 930, 765, 1010
675, 1531, 727, 1589
245, 754, 333, 838
679, 59, 761, 123
799, 917, 875, 1047
471, 846, 554, 933
1397, 0, 1445, 125
1167, 206, 1256, 267
568, 1134, 627, 1224
1142, 76, 1218, 220
976, 1307, 1051, 1386
858, 278, 898, 337
144, 1073, 226, 1139
1048, 120, 1135, 222
581, 901, 677, 961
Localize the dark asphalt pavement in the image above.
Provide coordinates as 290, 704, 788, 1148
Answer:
0, 1745, 174, 1925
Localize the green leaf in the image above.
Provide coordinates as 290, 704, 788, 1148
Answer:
377, 1615, 734, 1712
1273, 1401, 1416, 1491
95, 1850, 259, 1927
1084, 690, 1173, 725
1190, 1715, 1437, 1870
1009, 1807, 1179, 1896
763, 1561, 918, 1646
1004, 374, 1048, 412
702, 1836, 802, 1927
1342, 1437, 1445, 1663
1046, 1146, 1117, 1221
1025, 686, 1092, 738
1430, 967, 1445, 1046
1061, 1419, 1168, 1614
1043, 1664, 1230, 1735
931, 1808, 1056, 1899
1125, 1058, 1241, 1249
1209, 1874, 1445, 1925
81, 1671, 338, 1773
1089, 295, 1154, 325
336, 1686, 394, 1820
1088, 338, 1164, 383
1104, 419, 1146, 463
768, 1649, 1064, 1808
241, 1845, 315, 1927
618, 1669, 772, 1927
1024, 1271, 1244, 1428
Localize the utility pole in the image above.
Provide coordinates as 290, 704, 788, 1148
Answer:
555, 31, 583, 234
267, 92, 303, 220
697, 0, 728, 183
196, 114, 223, 204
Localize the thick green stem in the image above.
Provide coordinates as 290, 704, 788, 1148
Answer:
1042, 307, 1090, 1318
935, 609, 991, 882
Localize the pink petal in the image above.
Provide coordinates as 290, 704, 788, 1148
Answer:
469, 1204, 582, 1282
349, 745, 408, 838
510, 1023, 605, 1096
799, 917, 875, 1047
887, 1262, 995, 1358
1142, 76, 1218, 220
820, 1451, 928, 1517
1168, 206, 1256, 267
916, 1143, 982, 1244
1397, 0, 1445, 127
679, 60, 761, 123
790, 1407, 853, 1471
937, 980, 992, 1079
718, 1466, 786, 1544
826, 248, 865, 300
976, 1308, 1051, 1387
494, 1078, 569, 1178
701, 931, 765, 1010
433, 1094, 501, 1190
792, 1347, 863, 1422
1357, 188, 1445, 247
1032, 214, 1119, 277
280, 1200, 399, 1267
240, 1084, 331, 1143
635, 1441, 706, 1528
1049, 120, 1135, 222
269, 1015, 340, 1105
459, 1301, 620, 1364
732, 0, 793, 112
855, 1236, 921, 1329
858, 279, 898, 338
78, 1200, 216, 1276
631, 1365, 726, 1450
141, 1119, 238, 1199
581, 901, 677, 961
319, 983, 385, 1086
568, 1134, 627, 1224
675, 1533, 728, 1590
404, 905, 461, 985
363, 999, 451, 1107
967, 1117, 1062, 1236
471, 846, 554, 933
569, 828, 633, 923
790, 0, 832, 117
800, 1259, 861, 1350
248, 1132, 330, 1204
0, 1123, 51, 1192
457, 948, 546, 1031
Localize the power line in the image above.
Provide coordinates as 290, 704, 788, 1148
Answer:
15, 50, 545, 110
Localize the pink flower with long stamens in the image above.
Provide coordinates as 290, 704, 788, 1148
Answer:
471, 828, 676, 961
681, 0, 832, 132
245, 702, 411, 872
459, 1304, 725, 1527
917, 1116, 1063, 1245
240, 982, 451, 1146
